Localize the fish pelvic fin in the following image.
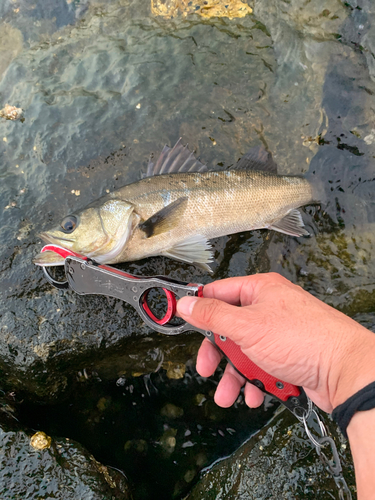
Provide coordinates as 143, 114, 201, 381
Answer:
146, 138, 208, 177
162, 235, 213, 273
139, 197, 189, 238
269, 209, 310, 237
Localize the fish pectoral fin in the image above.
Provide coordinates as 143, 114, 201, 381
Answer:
232, 145, 278, 174
269, 209, 310, 237
139, 197, 189, 238
162, 235, 213, 273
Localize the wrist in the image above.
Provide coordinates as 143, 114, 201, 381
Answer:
330, 325, 375, 411
347, 406, 375, 440
346, 407, 375, 499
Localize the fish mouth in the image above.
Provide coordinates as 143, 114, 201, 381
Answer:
35, 232, 75, 267
39, 232, 74, 245
33, 250, 66, 267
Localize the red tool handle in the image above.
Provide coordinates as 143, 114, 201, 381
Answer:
211, 334, 300, 401
196, 287, 300, 402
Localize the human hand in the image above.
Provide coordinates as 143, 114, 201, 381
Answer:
177, 273, 375, 413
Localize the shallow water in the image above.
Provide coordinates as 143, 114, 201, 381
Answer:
19, 365, 276, 499
1, 0, 375, 498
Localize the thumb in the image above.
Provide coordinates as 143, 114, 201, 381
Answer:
177, 296, 251, 345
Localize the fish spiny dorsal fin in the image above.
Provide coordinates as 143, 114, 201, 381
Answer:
139, 197, 189, 237
232, 145, 278, 174
145, 139, 208, 178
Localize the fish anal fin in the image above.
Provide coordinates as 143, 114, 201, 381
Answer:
269, 209, 309, 237
233, 145, 278, 174
139, 197, 188, 238
162, 235, 213, 273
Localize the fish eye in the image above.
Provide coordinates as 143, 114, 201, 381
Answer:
60, 215, 78, 233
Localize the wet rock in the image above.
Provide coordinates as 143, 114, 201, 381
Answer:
124, 438, 148, 455
194, 393, 207, 406
254, 0, 347, 40
0, 23, 23, 80
158, 427, 178, 455
252, 0, 348, 172
362, 28, 375, 82
0, 0, 277, 400
165, 361, 186, 379
85, 331, 203, 387
0, 423, 132, 499
0, 0, 89, 44
160, 402, 184, 418
186, 408, 355, 499
332, 0, 375, 84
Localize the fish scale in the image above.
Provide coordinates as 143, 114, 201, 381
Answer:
117, 169, 314, 265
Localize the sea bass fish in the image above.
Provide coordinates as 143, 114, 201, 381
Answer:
34, 139, 319, 271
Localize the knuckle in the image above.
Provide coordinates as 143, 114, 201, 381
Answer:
267, 272, 289, 284
253, 272, 287, 289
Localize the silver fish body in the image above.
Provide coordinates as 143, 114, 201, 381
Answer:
115, 170, 313, 262
34, 140, 319, 270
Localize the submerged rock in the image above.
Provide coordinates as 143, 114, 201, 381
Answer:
186, 408, 355, 499
0, 423, 132, 499
0, 23, 23, 80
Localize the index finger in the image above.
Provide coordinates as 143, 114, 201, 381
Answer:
203, 273, 290, 305
202, 276, 252, 305
202, 274, 266, 305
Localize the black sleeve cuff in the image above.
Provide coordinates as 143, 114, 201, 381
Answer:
332, 381, 375, 439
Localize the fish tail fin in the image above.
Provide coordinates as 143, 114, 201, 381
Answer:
305, 170, 327, 206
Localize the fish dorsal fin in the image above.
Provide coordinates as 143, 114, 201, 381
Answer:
162, 235, 213, 273
269, 209, 309, 237
146, 138, 208, 177
232, 145, 278, 173
139, 197, 188, 237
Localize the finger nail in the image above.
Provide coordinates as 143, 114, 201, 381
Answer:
177, 296, 198, 317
